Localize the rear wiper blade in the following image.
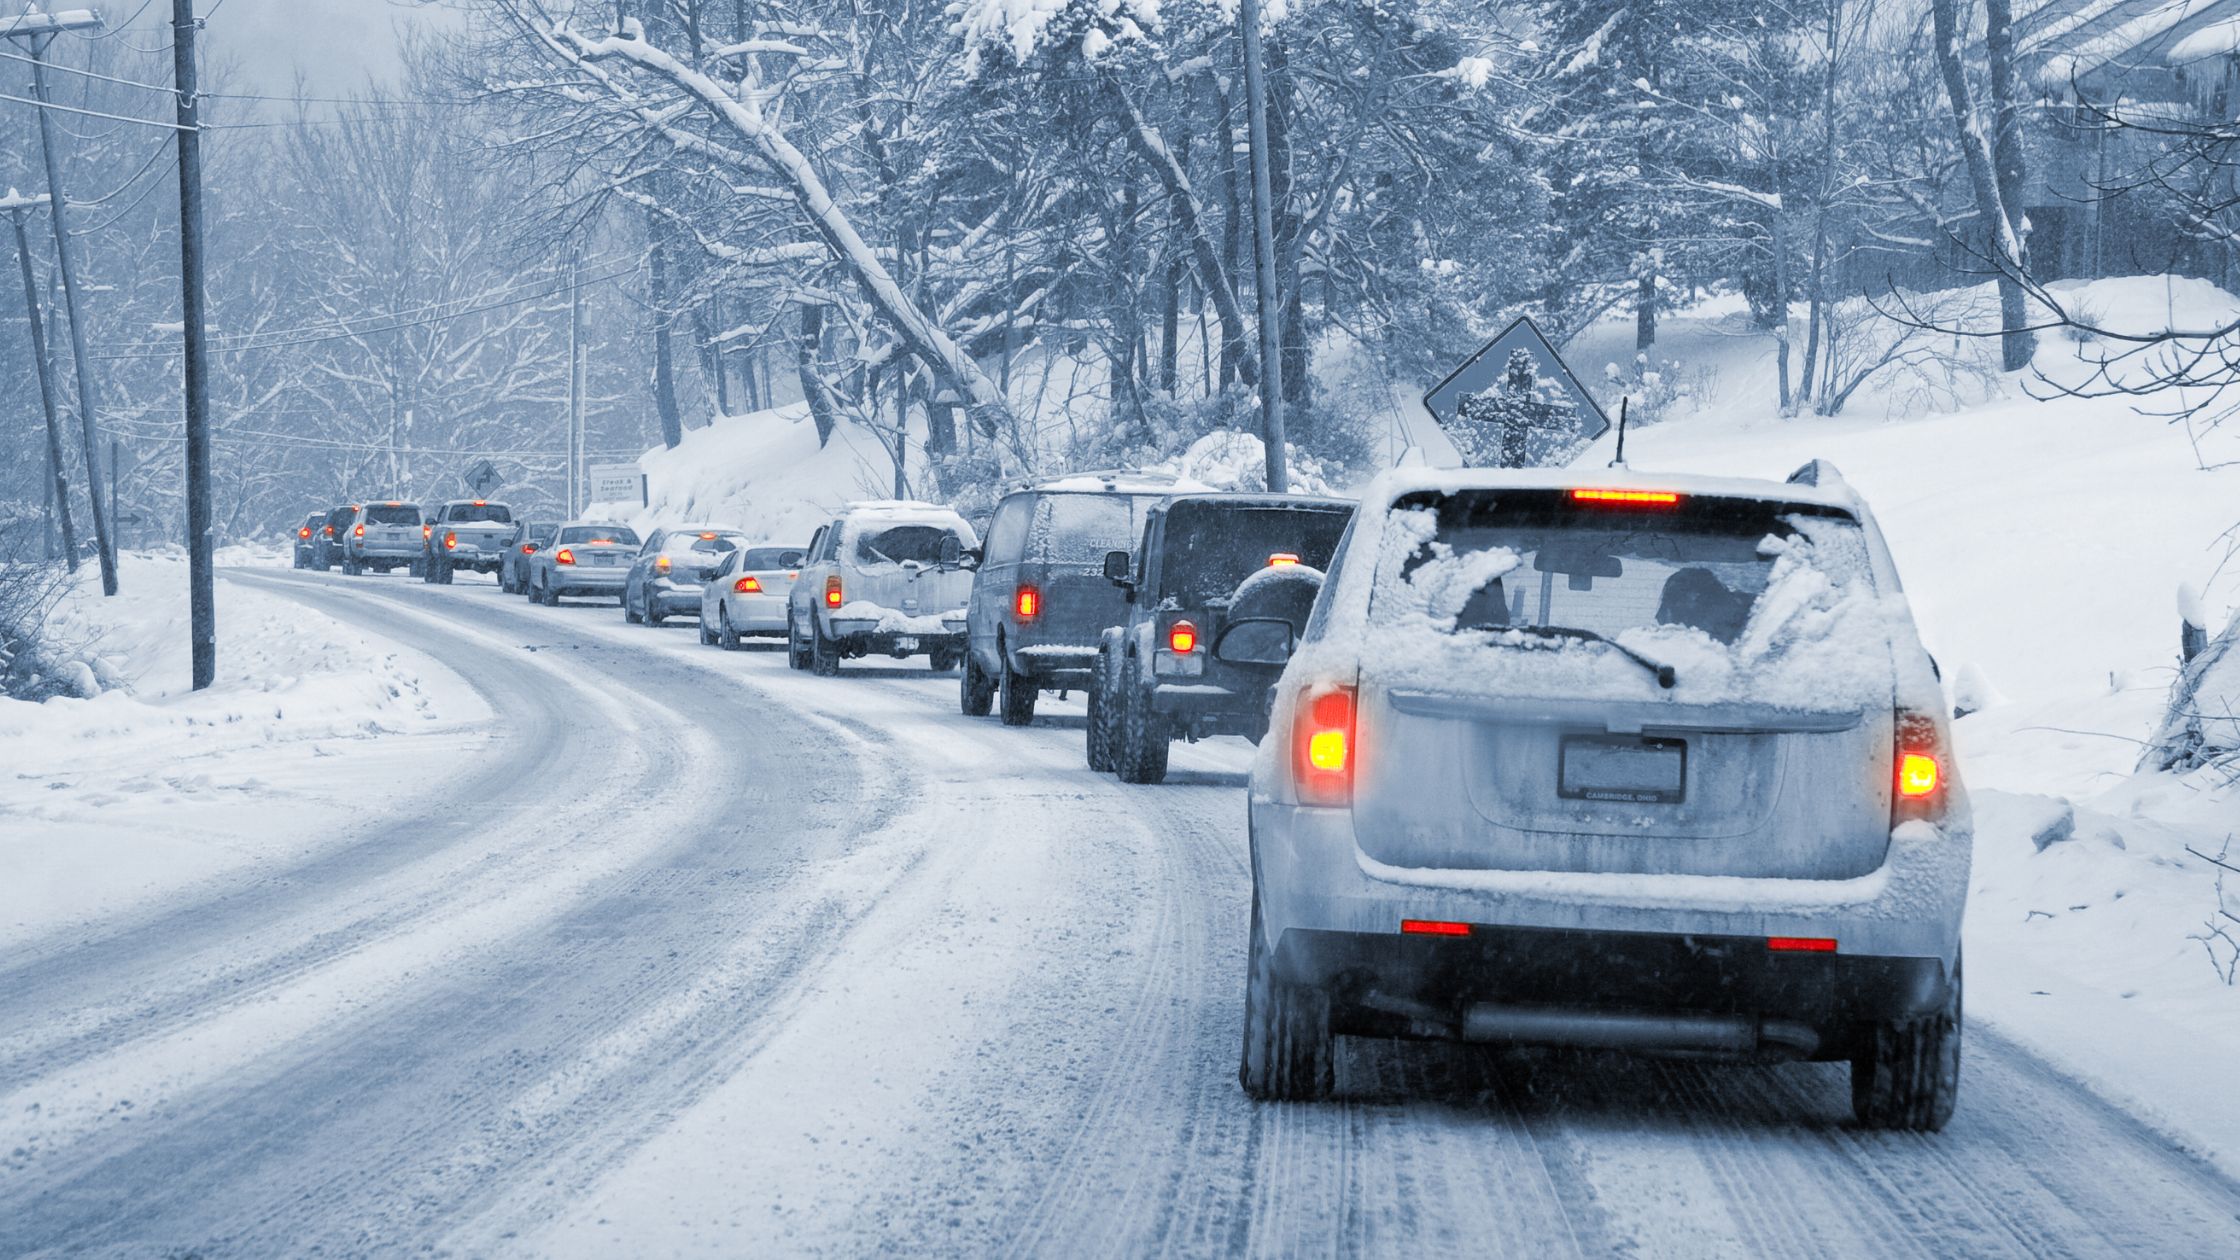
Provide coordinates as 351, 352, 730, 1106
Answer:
1497, 624, 1678, 689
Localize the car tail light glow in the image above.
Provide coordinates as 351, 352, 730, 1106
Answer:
554, 547, 576, 565
734, 575, 762, 593
423, 523, 433, 539
1898, 753, 1939, 797
1402, 919, 1470, 937
353, 523, 365, 538
824, 576, 843, 608
656, 555, 672, 574
444, 532, 458, 550
298, 526, 311, 539
324, 525, 335, 537
1015, 585, 1040, 620
698, 532, 717, 540
472, 499, 487, 506
1268, 552, 1300, 567
1167, 620, 1197, 654
520, 544, 535, 554
1892, 709, 1948, 824
1768, 936, 1838, 953
1572, 488, 1681, 506
1293, 685, 1356, 808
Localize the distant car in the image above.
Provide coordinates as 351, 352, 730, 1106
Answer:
313, 502, 356, 570
526, 521, 642, 605
700, 543, 807, 648
291, 513, 324, 569
624, 526, 748, 626
960, 475, 1179, 726
1090, 493, 1354, 782
1236, 465, 1969, 1132
421, 500, 516, 583
785, 502, 977, 675
338, 500, 422, 576
500, 521, 558, 594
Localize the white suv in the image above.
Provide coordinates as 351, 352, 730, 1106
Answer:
785, 502, 977, 675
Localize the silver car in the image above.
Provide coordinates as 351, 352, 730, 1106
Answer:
785, 502, 976, 675
1237, 464, 1969, 1131
624, 525, 748, 627
526, 522, 642, 605
700, 543, 807, 648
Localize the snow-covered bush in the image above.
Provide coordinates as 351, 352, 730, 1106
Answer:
0, 558, 75, 703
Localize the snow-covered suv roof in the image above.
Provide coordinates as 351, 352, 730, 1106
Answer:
1359, 464, 1862, 516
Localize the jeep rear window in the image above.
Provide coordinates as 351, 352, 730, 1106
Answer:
1156, 504, 1352, 606
446, 503, 513, 524
1031, 493, 1160, 563
362, 504, 419, 526
856, 524, 962, 566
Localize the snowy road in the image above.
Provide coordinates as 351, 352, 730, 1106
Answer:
5, 569, 2239, 1257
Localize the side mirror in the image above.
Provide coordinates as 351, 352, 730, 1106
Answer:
1102, 550, 1133, 584
1213, 617, 1297, 668
938, 536, 964, 567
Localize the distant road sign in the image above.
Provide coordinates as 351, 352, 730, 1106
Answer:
587, 462, 646, 508
1423, 316, 1611, 442
462, 458, 503, 498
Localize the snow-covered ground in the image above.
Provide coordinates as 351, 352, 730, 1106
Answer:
0, 550, 488, 949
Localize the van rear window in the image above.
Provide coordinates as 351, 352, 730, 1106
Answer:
1031, 493, 1160, 563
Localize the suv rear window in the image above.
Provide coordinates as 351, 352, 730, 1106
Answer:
559, 525, 639, 545
1031, 493, 1158, 563
446, 503, 513, 524
362, 504, 419, 526
740, 546, 806, 570
1157, 503, 1351, 605
856, 524, 962, 566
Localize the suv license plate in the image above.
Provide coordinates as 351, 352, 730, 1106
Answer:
1558, 735, 1686, 804
894, 635, 919, 651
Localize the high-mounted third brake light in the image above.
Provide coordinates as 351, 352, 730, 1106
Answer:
734, 575, 763, 594
1768, 936, 1838, 953
698, 532, 718, 540
554, 547, 576, 566
1268, 552, 1301, 567
824, 576, 844, 608
1571, 488, 1681, 506
1402, 919, 1471, 937
1293, 685, 1357, 808
1167, 620, 1197, 654
1015, 585, 1040, 621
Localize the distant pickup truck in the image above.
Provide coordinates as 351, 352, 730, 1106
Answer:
421, 500, 516, 583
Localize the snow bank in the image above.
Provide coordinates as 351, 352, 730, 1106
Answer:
606, 403, 907, 549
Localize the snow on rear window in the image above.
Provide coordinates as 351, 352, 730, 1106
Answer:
1363, 490, 1899, 710
1029, 493, 1157, 563
856, 524, 962, 565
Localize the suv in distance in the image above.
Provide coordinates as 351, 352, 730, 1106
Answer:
1092, 493, 1354, 783
421, 500, 515, 583
339, 500, 422, 575
961, 475, 1181, 725
786, 502, 977, 675
292, 512, 325, 569
1237, 465, 1969, 1131
624, 526, 747, 626
500, 521, 558, 594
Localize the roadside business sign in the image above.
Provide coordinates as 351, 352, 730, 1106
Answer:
587, 462, 647, 507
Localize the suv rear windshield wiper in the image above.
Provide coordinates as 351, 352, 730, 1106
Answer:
1490, 624, 1678, 689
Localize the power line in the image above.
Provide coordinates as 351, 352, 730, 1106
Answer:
0, 87, 179, 130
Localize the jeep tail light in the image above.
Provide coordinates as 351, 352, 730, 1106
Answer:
353, 523, 365, 538
1293, 685, 1356, 808
1167, 620, 1197, 654
1892, 709, 1947, 824
1015, 584, 1039, 620
554, 547, 576, 565
734, 575, 762, 594
824, 575, 843, 608
444, 532, 458, 550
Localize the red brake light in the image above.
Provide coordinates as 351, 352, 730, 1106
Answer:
444, 532, 458, 550
520, 544, 535, 554
1015, 585, 1040, 620
386, 500, 401, 507
1892, 710, 1948, 823
422, 523, 433, 539
698, 532, 718, 540
1293, 685, 1356, 807
1402, 919, 1470, 937
472, 499, 487, 506
554, 547, 576, 565
734, 575, 762, 594
324, 525, 335, 537
353, 523, 365, 538
1167, 620, 1197, 654
656, 555, 672, 574
1268, 552, 1300, 567
1897, 753, 1939, 798
298, 526, 311, 539
1572, 488, 1680, 506
1768, 936, 1838, 953
824, 575, 843, 608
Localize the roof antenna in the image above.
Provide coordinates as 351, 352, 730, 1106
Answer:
1608, 396, 1631, 469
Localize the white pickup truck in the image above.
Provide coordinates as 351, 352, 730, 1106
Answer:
421, 500, 516, 583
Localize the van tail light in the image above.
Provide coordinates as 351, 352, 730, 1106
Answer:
1015, 584, 1040, 621
1167, 619, 1197, 654
1892, 709, 1947, 825
554, 547, 576, 566
824, 575, 843, 608
734, 575, 762, 593
444, 532, 459, 550
353, 523, 365, 538
1293, 684, 1357, 808
656, 555, 672, 574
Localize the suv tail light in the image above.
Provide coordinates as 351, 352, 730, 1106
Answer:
1892, 709, 1947, 824
423, 523, 433, 540
824, 575, 843, 609
1015, 584, 1040, 620
734, 575, 762, 593
444, 532, 458, 550
353, 523, 365, 538
1293, 685, 1356, 808
1167, 619, 1197, 654
554, 547, 576, 565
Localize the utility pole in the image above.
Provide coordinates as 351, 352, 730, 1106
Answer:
7, 8, 119, 594
568, 250, 586, 516
5, 190, 78, 571
1237, 0, 1288, 494
172, 0, 215, 690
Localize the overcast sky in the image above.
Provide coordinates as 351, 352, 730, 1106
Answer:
205, 0, 461, 97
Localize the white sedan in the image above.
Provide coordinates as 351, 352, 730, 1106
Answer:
700, 543, 809, 649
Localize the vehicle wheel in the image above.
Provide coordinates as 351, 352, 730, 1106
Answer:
540, 580, 559, 607
959, 649, 995, 716
341, 555, 361, 577
1086, 650, 1116, 772
1851, 953, 1962, 1131
647, 606, 666, 627
720, 608, 743, 652
998, 654, 1037, 727
786, 615, 811, 670
435, 559, 454, 585
1114, 682, 1171, 785
1239, 893, 1333, 1101
810, 620, 841, 676
699, 614, 717, 646
625, 592, 642, 624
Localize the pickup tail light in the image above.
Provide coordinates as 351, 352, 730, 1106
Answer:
1293, 685, 1357, 808
1892, 709, 1947, 824
444, 532, 458, 550
1167, 620, 1197, 654
824, 575, 843, 608
554, 547, 576, 566
1015, 584, 1040, 621
734, 575, 762, 594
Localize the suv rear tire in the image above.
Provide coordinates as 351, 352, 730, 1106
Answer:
1239, 895, 1333, 1101
810, 620, 842, 676
998, 651, 1037, 726
1086, 649, 1116, 772
786, 614, 810, 670
624, 595, 643, 624
1114, 681, 1170, 784
1851, 955, 1962, 1131
341, 555, 361, 577
959, 650, 996, 716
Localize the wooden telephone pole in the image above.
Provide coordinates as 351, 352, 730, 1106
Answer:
1237, 0, 1288, 494
3, 190, 78, 570
172, 0, 216, 689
